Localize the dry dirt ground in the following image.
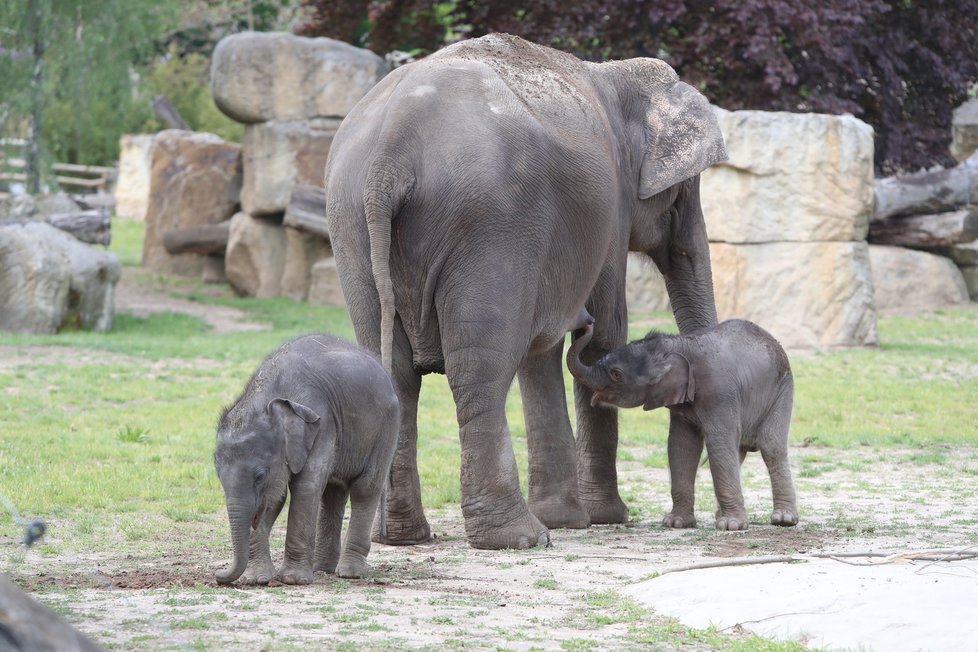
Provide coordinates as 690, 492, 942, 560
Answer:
5, 276, 978, 651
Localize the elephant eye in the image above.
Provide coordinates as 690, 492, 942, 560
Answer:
610, 369, 624, 383
254, 469, 268, 485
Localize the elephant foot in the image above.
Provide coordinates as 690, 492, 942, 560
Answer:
371, 512, 432, 546
579, 495, 628, 525
277, 566, 315, 585
661, 511, 696, 528
239, 559, 277, 586
771, 508, 798, 527
336, 555, 370, 579
464, 508, 550, 550
313, 557, 338, 574
528, 495, 590, 530
715, 512, 749, 531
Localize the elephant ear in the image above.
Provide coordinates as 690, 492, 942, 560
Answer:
267, 398, 321, 474
643, 353, 695, 410
638, 81, 727, 199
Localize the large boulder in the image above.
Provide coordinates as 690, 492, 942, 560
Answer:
710, 241, 878, 348
281, 227, 331, 300
0, 222, 120, 333
115, 134, 156, 220
701, 109, 874, 243
242, 118, 340, 216
950, 98, 978, 163
211, 32, 388, 124
625, 253, 670, 312
869, 245, 969, 311
307, 256, 346, 307
142, 130, 241, 277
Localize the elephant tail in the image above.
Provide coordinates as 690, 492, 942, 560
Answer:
363, 160, 413, 376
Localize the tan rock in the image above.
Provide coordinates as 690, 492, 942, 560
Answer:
225, 213, 287, 298
142, 130, 241, 277
308, 256, 346, 307
869, 245, 969, 312
242, 119, 339, 216
625, 253, 670, 312
115, 134, 155, 220
701, 109, 874, 243
950, 98, 978, 162
959, 266, 978, 301
281, 228, 331, 301
710, 241, 878, 348
211, 32, 388, 123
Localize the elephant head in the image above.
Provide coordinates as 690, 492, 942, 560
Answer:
567, 324, 694, 411
213, 398, 320, 584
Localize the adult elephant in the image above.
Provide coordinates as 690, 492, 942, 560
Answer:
325, 33, 726, 550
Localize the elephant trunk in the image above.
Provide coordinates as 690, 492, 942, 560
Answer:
566, 323, 602, 389
215, 504, 252, 584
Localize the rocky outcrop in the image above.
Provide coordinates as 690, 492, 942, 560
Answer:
0, 222, 120, 333
950, 98, 978, 162
308, 257, 346, 306
115, 134, 156, 220
869, 245, 969, 311
142, 130, 241, 277
211, 32, 388, 124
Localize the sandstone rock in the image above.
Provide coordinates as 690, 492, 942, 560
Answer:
211, 32, 388, 124
0, 222, 121, 333
940, 240, 978, 266
308, 256, 346, 307
959, 265, 978, 301
225, 212, 287, 298
950, 98, 978, 162
242, 119, 340, 216
869, 245, 969, 312
115, 134, 156, 220
625, 253, 670, 312
701, 109, 874, 243
142, 130, 241, 277
281, 227, 331, 300
710, 241, 878, 348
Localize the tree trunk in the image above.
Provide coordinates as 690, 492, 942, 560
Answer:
868, 209, 978, 249
874, 150, 978, 219
162, 220, 230, 255
283, 184, 329, 238
152, 95, 190, 131
27, 0, 45, 195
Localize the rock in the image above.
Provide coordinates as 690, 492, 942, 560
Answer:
940, 240, 978, 266
869, 245, 969, 312
242, 119, 340, 216
225, 212, 287, 298
307, 256, 346, 306
211, 32, 388, 124
281, 227, 331, 300
1, 192, 79, 221
701, 109, 874, 243
625, 253, 670, 312
950, 98, 978, 162
0, 222, 121, 333
710, 241, 878, 348
959, 266, 978, 301
142, 130, 241, 277
115, 134, 156, 220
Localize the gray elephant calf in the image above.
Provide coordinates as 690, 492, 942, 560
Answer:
214, 334, 399, 584
567, 319, 798, 530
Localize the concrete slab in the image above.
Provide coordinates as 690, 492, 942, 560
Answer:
623, 557, 978, 651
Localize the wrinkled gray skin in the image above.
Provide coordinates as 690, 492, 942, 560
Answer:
214, 334, 399, 584
567, 320, 798, 530
325, 33, 726, 550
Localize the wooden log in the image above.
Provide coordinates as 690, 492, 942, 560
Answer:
162, 220, 230, 256
874, 150, 978, 219
8, 209, 113, 246
868, 208, 978, 249
152, 94, 190, 131
283, 184, 328, 239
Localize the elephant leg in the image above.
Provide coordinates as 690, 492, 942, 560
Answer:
703, 426, 748, 531
663, 416, 703, 528
313, 483, 348, 573
373, 316, 430, 545
444, 336, 549, 550
337, 478, 384, 578
240, 490, 285, 585
278, 480, 327, 585
518, 343, 589, 529
758, 394, 798, 527
574, 383, 628, 524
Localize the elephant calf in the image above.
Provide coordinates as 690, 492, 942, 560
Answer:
567, 319, 798, 530
214, 334, 399, 584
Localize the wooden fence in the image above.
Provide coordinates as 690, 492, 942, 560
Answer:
0, 139, 116, 197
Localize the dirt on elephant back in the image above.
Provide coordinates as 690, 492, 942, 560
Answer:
7, 445, 978, 651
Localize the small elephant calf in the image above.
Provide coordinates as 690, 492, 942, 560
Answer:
567, 319, 798, 531
214, 334, 399, 584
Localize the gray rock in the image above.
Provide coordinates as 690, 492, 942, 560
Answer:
950, 98, 978, 162
869, 245, 969, 312
307, 256, 346, 306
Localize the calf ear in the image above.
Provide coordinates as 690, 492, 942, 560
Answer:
267, 398, 321, 474
643, 354, 695, 410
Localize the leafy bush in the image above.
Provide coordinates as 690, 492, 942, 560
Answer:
296, 0, 978, 174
